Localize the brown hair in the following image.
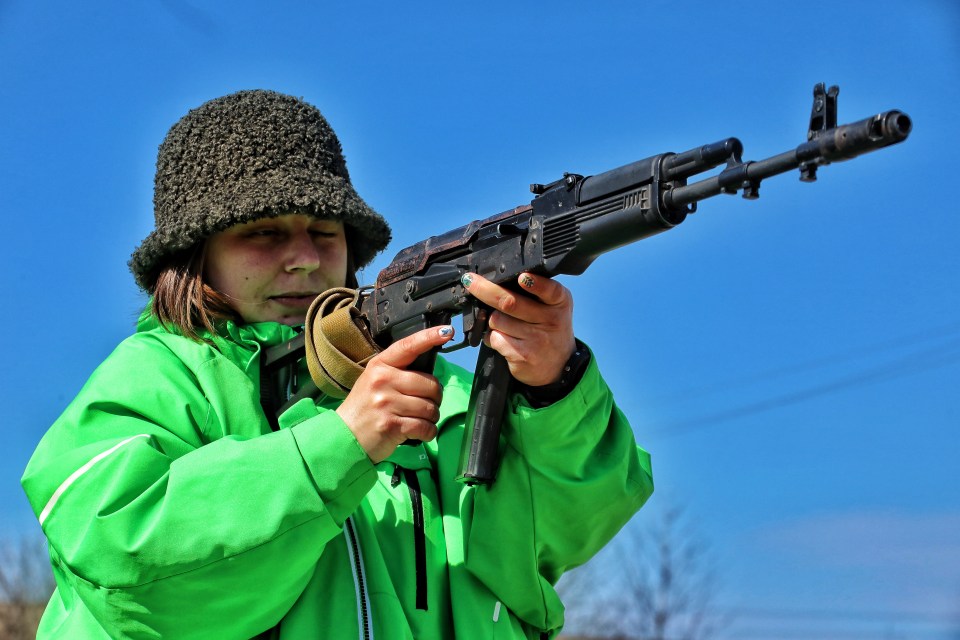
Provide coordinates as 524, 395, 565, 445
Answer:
150, 243, 239, 341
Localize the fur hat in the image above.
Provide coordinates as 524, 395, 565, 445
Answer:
129, 90, 391, 291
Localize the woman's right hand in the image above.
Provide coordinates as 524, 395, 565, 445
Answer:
336, 326, 455, 463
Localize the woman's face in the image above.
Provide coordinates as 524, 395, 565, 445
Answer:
204, 214, 349, 326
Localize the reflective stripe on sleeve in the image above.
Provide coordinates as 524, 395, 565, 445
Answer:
38, 434, 151, 526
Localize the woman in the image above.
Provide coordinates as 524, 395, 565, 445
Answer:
22, 90, 653, 639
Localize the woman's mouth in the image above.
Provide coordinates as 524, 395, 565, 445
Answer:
269, 293, 319, 308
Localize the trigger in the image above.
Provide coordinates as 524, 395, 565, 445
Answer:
463, 305, 490, 348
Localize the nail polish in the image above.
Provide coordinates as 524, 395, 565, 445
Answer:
461, 273, 474, 288
438, 326, 454, 337
520, 274, 535, 288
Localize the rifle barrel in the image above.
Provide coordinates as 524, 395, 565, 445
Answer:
665, 109, 911, 209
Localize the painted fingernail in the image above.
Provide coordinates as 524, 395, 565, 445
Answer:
438, 326, 454, 337
520, 274, 535, 288
461, 273, 474, 288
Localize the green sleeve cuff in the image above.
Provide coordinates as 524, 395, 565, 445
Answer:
290, 413, 376, 525
510, 345, 604, 424
514, 339, 592, 408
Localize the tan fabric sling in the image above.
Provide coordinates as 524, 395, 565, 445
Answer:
303, 288, 380, 399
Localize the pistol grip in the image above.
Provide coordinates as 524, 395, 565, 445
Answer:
409, 349, 439, 375
401, 323, 445, 447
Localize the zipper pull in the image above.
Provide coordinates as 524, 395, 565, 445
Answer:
391, 464, 403, 487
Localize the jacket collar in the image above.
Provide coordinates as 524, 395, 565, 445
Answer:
136, 305, 298, 347
136, 306, 300, 378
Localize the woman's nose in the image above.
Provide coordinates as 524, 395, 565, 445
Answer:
284, 231, 322, 273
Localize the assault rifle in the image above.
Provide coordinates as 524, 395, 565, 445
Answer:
263, 83, 911, 485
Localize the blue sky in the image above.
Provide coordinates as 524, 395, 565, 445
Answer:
1, 1, 957, 637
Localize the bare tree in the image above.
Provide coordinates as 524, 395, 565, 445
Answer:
0, 530, 55, 640
559, 503, 726, 640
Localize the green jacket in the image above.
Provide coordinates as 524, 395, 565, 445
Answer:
22, 318, 653, 639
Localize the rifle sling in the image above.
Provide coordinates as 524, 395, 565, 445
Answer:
303, 288, 380, 399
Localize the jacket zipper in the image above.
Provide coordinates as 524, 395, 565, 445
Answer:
404, 468, 428, 611
344, 517, 373, 640
394, 465, 428, 611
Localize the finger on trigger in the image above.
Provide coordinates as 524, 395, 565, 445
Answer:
376, 325, 456, 369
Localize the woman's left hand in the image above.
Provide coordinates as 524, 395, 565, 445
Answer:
460, 272, 576, 387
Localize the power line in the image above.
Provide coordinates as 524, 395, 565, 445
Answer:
654, 321, 960, 403
652, 336, 960, 436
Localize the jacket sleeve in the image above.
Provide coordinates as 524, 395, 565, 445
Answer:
462, 345, 653, 633
21, 335, 376, 639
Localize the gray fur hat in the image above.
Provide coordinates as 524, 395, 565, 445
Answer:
129, 89, 391, 291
